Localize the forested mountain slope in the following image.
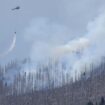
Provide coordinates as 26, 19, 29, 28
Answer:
0, 59, 105, 105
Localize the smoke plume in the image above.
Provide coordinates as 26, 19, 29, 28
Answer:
17, 11, 105, 87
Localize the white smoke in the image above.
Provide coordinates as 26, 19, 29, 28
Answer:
22, 11, 105, 84
52, 37, 89, 59
24, 18, 73, 63
69, 11, 105, 79
2, 11, 105, 90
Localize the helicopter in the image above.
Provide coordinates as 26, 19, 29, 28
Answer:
12, 6, 20, 10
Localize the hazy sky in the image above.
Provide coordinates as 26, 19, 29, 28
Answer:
0, 0, 105, 64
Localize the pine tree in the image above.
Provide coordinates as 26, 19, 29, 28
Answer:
99, 97, 105, 105
86, 101, 94, 105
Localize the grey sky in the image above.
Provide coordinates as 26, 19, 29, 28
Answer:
0, 0, 105, 64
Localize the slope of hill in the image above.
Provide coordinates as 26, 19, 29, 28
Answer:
0, 58, 105, 105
